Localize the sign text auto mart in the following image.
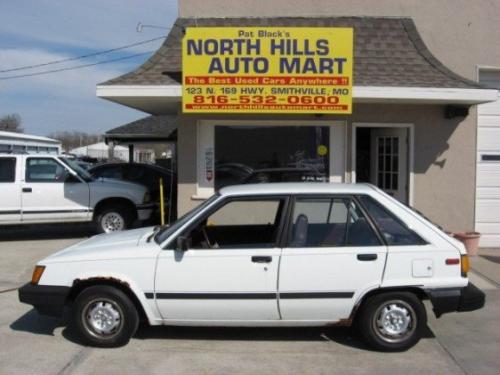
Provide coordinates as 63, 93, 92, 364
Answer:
182, 27, 353, 114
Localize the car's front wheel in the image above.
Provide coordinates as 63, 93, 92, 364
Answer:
72, 285, 139, 347
94, 206, 133, 234
357, 292, 427, 352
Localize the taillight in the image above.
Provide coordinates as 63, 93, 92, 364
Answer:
445, 258, 460, 265
461, 255, 470, 277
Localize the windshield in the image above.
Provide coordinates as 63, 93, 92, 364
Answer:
59, 157, 93, 182
154, 194, 220, 245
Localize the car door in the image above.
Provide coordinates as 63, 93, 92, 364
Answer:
0, 157, 21, 223
278, 195, 387, 321
21, 156, 90, 222
154, 196, 288, 321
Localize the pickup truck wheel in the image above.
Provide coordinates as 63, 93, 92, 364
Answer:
357, 292, 427, 352
95, 206, 133, 234
72, 285, 139, 348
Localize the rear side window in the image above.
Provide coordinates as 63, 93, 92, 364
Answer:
0, 158, 16, 182
290, 197, 381, 247
95, 166, 123, 179
358, 195, 427, 246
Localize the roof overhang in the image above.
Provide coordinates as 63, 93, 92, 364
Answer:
97, 84, 498, 115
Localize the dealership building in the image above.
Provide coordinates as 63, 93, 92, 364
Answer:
97, 0, 500, 246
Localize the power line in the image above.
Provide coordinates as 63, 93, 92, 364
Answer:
0, 36, 165, 73
0, 52, 152, 81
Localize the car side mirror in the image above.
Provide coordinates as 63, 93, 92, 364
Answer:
176, 235, 189, 251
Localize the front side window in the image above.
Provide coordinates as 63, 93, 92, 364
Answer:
187, 198, 285, 249
358, 195, 426, 246
26, 158, 68, 182
0, 158, 16, 182
289, 197, 381, 247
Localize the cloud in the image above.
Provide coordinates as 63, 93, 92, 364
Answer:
0, 0, 178, 135
0, 0, 177, 51
0, 48, 151, 135
0, 48, 137, 98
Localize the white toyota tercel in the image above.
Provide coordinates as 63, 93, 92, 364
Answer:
19, 183, 485, 351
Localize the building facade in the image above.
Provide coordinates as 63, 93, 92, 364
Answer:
0, 131, 61, 155
97, 0, 500, 245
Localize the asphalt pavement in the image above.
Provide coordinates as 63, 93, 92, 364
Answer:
0, 224, 499, 375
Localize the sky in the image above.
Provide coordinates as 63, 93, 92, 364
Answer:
0, 0, 178, 136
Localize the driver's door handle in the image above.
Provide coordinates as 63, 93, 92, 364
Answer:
357, 253, 378, 261
22, 187, 32, 193
251, 256, 272, 263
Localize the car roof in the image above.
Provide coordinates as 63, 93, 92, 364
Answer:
219, 182, 378, 196
90, 162, 174, 173
249, 168, 319, 173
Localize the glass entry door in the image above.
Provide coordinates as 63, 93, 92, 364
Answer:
370, 128, 408, 203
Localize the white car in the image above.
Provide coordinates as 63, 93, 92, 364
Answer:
0, 154, 155, 233
18, 183, 484, 351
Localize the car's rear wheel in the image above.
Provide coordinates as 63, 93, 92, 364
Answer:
72, 285, 139, 347
357, 292, 427, 352
94, 206, 133, 234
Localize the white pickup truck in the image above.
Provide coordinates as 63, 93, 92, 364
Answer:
19, 183, 485, 351
0, 154, 155, 233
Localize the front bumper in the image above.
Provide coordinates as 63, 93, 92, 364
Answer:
136, 203, 157, 221
427, 282, 485, 318
18, 283, 70, 317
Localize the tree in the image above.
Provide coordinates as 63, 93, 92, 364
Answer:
47, 131, 101, 152
0, 114, 24, 133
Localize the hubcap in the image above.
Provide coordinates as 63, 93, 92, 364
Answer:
101, 212, 124, 232
83, 299, 123, 338
372, 300, 416, 343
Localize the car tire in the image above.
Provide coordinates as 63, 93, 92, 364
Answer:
72, 285, 139, 348
357, 292, 427, 352
94, 205, 133, 234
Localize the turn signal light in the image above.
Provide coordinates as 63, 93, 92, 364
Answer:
461, 255, 470, 277
31, 265, 45, 285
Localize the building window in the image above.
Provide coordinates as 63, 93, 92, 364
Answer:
0, 144, 11, 153
214, 126, 329, 190
12, 145, 26, 153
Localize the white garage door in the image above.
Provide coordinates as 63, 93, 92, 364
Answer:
476, 70, 500, 247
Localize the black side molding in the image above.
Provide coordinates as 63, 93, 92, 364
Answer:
145, 291, 354, 300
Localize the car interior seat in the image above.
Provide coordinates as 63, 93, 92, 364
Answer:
291, 214, 309, 247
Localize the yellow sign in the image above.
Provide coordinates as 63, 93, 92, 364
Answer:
317, 145, 328, 156
182, 27, 353, 114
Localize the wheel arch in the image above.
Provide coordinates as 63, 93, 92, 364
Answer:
93, 198, 137, 220
66, 276, 155, 324
350, 286, 428, 322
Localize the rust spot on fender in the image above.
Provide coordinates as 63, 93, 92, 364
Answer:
326, 318, 352, 327
72, 276, 130, 288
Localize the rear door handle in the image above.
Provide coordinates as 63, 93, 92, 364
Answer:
357, 253, 378, 261
22, 187, 32, 193
251, 256, 272, 263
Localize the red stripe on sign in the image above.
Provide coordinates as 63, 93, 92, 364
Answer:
185, 104, 349, 110
184, 76, 350, 86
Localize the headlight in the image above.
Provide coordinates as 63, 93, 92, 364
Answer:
31, 265, 45, 285
143, 192, 151, 203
